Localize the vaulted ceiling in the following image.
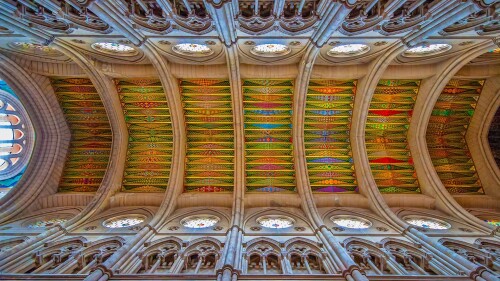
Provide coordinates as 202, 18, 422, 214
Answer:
0, 0, 499, 222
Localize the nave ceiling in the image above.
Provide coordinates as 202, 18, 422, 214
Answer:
0, 1, 499, 280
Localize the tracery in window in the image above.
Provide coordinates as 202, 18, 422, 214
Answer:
250, 44, 291, 57
27, 218, 68, 228
181, 215, 220, 228
91, 42, 137, 55
0, 81, 34, 200
404, 216, 450, 229
103, 215, 145, 228
257, 215, 295, 229
8, 42, 62, 57
327, 44, 370, 57
403, 43, 452, 57
172, 43, 214, 57
331, 216, 371, 229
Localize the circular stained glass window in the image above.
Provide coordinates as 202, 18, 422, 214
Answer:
181, 215, 220, 228
8, 42, 62, 57
403, 43, 452, 57
404, 216, 451, 229
0, 83, 34, 200
250, 44, 291, 57
257, 215, 295, 229
27, 218, 68, 228
172, 43, 214, 57
331, 216, 372, 229
91, 42, 137, 56
103, 215, 146, 228
327, 44, 370, 57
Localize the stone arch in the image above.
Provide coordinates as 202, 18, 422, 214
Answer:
0, 237, 29, 253
381, 238, 437, 275
181, 237, 221, 274
440, 238, 495, 272
284, 238, 327, 274
138, 237, 183, 274
72, 237, 125, 274
244, 237, 283, 274
343, 238, 393, 275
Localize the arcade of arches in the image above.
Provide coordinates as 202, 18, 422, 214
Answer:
0, 1, 500, 281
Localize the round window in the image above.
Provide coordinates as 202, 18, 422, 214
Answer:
331, 216, 372, 229
103, 215, 146, 228
257, 215, 295, 229
181, 215, 220, 228
404, 216, 451, 229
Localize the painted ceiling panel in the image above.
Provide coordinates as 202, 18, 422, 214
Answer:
243, 79, 295, 192
365, 80, 420, 193
488, 106, 500, 168
427, 79, 484, 194
117, 79, 173, 192
52, 78, 112, 192
181, 79, 234, 192
305, 80, 357, 192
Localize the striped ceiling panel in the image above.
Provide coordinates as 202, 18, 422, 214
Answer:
51, 78, 112, 192
117, 79, 173, 192
180, 79, 234, 192
305, 80, 357, 192
243, 79, 295, 192
427, 79, 484, 194
365, 80, 421, 193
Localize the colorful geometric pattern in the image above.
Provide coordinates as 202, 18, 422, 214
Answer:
51, 78, 112, 192
427, 79, 484, 194
180, 79, 234, 192
117, 79, 173, 192
243, 79, 295, 192
305, 80, 357, 192
488, 106, 500, 168
365, 80, 420, 193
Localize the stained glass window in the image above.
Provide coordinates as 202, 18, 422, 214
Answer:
0, 80, 33, 199
257, 216, 294, 229
103, 216, 145, 228
9, 42, 62, 56
250, 44, 291, 57
485, 220, 500, 227
117, 79, 173, 192
51, 78, 112, 192
327, 44, 370, 57
488, 106, 500, 168
243, 80, 295, 192
403, 43, 452, 57
181, 215, 220, 228
91, 42, 137, 55
331, 216, 371, 229
365, 80, 420, 193
306, 80, 357, 192
404, 217, 450, 229
427, 79, 484, 194
27, 218, 68, 228
172, 43, 213, 56
181, 80, 234, 192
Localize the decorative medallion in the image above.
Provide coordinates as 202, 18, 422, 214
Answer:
181, 215, 220, 228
